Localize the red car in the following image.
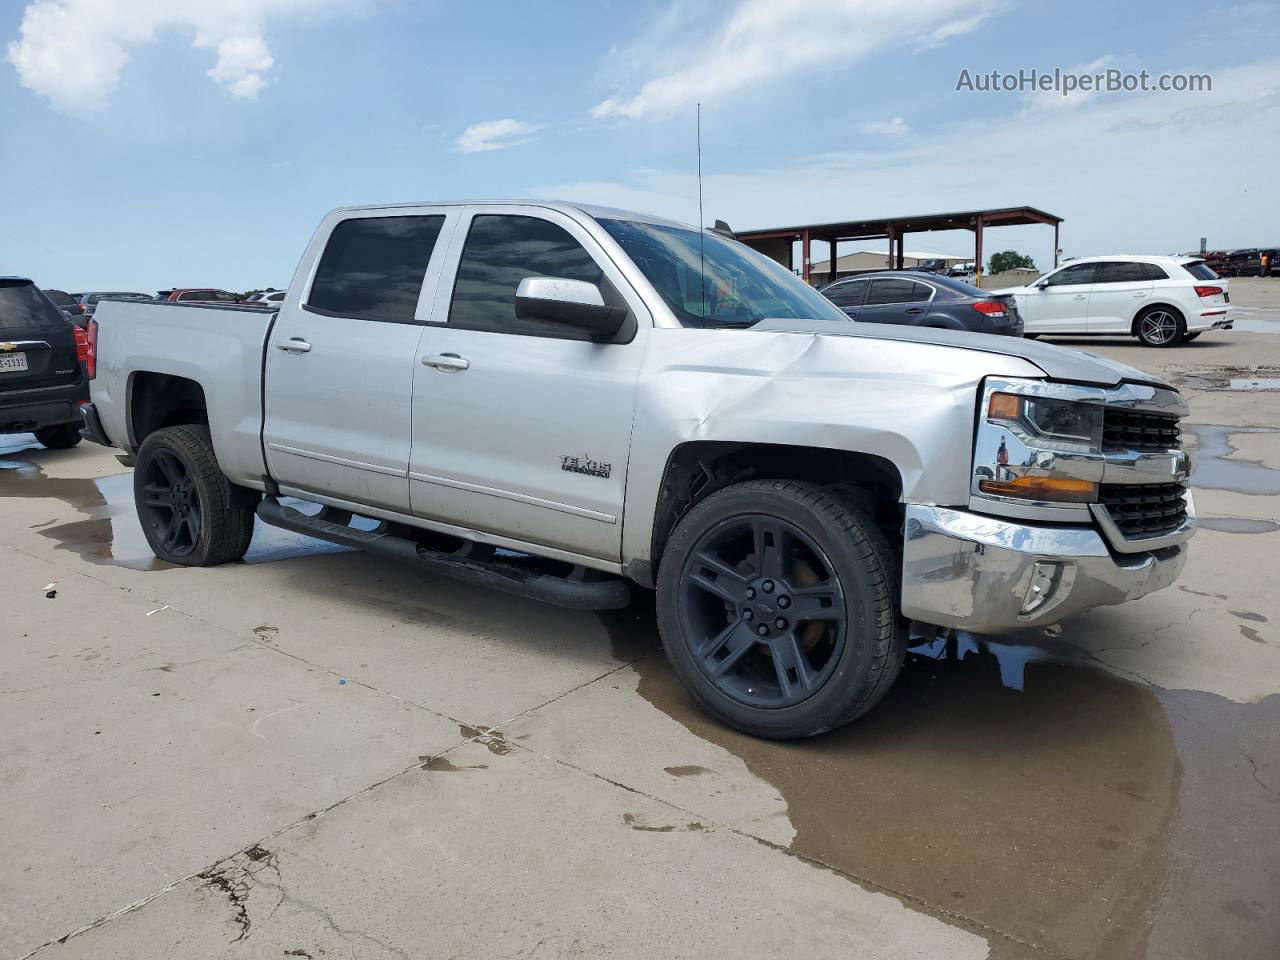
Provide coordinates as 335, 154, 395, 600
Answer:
156, 288, 241, 305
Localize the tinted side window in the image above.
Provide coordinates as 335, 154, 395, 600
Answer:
1182, 260, 1219, 281
449, 215, 603, 338
866, 278, 927, 305
1043, 263, 1097, 286
825, 280, 867, 308
308, 215, 445, 323
1095, 262, 1152, 283
1143, 263, 1169, 281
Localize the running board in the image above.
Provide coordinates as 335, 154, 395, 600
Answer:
256, 498, 631, 610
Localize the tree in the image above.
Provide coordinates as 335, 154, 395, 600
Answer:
988, 250, 1036, 274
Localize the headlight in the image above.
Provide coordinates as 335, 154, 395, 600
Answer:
973, 379, 1105, 505
986, 392, 1102, 451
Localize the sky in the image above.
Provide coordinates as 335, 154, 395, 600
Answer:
2, 0, 1278, 293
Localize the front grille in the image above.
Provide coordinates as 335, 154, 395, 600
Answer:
1100, 482, 1188, 538
1102, 409, 1181, 452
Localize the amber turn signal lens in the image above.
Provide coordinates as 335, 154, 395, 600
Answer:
988, 392, 1022, 420
979, 475, 1097, 503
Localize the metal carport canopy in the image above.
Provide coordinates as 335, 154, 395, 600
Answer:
735, 205, 1064, 284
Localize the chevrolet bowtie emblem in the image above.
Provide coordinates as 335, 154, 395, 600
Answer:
0, 343, 17, 352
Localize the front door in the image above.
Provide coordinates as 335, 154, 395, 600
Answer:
407, 207, 648, 563
1086, 261, 1155, 333
1018, 261, 1097, 334
264, 209, 458, 513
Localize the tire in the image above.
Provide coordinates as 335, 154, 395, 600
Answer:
656, 480, 906, 739
134, 425, 258, 566
34, 423, 83, 449
1181, 332, 1201, 342
1135, 306, 1186, 347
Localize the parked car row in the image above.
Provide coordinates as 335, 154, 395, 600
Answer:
39, 287, 288, 324
1202, 248, 1277, 278
819, 254, 1232, 347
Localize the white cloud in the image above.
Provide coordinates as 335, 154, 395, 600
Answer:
1020, 56, 1118, 113
591, 0, 1005, 119
540, 59, 1280, 264
453, 118, 544, 153
6, 0, 357, 112
860, 116, 909, 136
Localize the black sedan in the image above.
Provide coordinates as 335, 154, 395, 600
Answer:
819, 271, 1023, 336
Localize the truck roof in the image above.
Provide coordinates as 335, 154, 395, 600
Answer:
326, 199, 699, 233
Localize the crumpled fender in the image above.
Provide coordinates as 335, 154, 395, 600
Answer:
620, 327, 1045, 565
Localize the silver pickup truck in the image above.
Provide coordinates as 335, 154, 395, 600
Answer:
82, 201, 1195, 738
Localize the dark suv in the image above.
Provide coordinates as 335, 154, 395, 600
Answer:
1, 278, 88, 448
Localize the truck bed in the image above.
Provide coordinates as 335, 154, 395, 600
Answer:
91, 300, 277, 490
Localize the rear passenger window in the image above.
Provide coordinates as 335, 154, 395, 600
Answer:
448, 215, 604, 338
1095, 262, 1152, 283
866, 278, 930, 305
1143, 263, 1169, 281
308, 215, 445, 323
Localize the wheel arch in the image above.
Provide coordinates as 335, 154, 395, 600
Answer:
636, 440, 904, 589
126, 370, 210, 451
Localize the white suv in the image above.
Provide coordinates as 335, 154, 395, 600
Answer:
997, 255, 1231, 346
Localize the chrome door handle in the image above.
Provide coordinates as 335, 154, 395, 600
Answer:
1073, 294, 1087, 300
423, 353, 470, 372
276, 338, 312, 353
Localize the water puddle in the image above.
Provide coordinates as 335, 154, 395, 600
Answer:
1198, 516, 1280, 535
603, 601, 1180, 959
1227, 378, 1280, 391
1184, 424, 1280, 496
0, 448, 351, 570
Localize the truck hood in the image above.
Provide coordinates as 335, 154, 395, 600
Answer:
751, 318, 1171, 389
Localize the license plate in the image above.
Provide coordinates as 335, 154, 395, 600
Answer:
0, 352, 28, 373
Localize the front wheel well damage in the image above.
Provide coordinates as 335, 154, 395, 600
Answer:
128, 372, 209, 449
645, 441, 904, 588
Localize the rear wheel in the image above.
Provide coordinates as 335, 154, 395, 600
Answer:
134, 425, 257, 566
1135, 306, 1186, 347
656, 480, 906, 739
34, 423, 82, 449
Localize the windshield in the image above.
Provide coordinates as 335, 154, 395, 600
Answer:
598, 219, 850, 328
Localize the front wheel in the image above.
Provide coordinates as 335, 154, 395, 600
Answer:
656, 480, 906, 739
34, 423, 82, 449
134, 425, 258, 566
1135, 306, 1186, 347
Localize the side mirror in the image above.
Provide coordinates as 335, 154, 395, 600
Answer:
1035, 280, 1050, 289
514, 277, 626, 339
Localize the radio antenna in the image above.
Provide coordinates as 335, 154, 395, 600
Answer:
697, 102, 706, 319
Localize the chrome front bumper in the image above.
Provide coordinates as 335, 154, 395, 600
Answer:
901, 502, 1193, 634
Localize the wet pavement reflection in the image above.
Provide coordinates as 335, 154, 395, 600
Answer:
0, 441, 349, 569
605, 602, 1186, 960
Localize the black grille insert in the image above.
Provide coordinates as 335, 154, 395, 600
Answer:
1100, 483, 1188, 539
1103, 409, 1181, 452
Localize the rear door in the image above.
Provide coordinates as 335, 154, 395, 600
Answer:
1018, 262, 1096, 333
263, 208, 460, 513
1087, 261, 1156, 333
858, 277, 934, 325
0, 281, 81, 391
